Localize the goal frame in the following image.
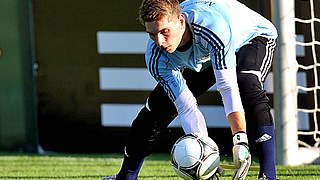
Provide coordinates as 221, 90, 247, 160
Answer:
271, 0, 320, 166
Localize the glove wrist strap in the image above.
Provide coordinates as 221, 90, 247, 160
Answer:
233, 132, 248, 145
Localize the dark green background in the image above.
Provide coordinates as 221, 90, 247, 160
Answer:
0, 0, 38, 152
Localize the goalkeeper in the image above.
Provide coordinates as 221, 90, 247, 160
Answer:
104, 0, 277, 179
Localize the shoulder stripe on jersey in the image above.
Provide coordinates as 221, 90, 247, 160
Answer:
148, 44, 176, 100
191, 23, 227, 70
154, 48, 176, 100
192, 23, 226, 69
148, 44, 158, 83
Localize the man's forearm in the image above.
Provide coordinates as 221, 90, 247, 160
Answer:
227, 111, 246, 135
174, 87, 208, 136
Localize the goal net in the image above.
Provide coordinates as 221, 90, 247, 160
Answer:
272, 0, 320, 165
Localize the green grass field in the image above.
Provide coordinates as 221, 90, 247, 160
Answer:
0, 152, 319, 180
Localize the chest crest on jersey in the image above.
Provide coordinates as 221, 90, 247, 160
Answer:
198, 53, 210, 61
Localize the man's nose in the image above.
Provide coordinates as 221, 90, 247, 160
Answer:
156, 34, 165, 47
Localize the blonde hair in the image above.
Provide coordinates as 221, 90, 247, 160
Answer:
138, 0, 181, 25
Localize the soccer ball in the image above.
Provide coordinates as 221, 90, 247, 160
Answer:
170, 133, 220, 180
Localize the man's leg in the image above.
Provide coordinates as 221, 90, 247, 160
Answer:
237, 74, 276, 179
116, 84, 178, 180
236, 37, 277, 180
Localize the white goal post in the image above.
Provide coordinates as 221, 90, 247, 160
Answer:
272, 0, 320, 166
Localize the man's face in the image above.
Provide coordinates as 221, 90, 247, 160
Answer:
145, 15, 185, 53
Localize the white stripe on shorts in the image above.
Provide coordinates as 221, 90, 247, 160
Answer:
260, 39, 276, 82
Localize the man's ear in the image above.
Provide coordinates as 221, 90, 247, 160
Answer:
178, 14, 185, 27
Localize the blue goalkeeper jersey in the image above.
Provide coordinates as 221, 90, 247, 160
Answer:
145, 0, 278, 102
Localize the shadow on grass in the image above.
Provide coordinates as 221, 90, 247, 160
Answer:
0, 151, 176, 163
0, 151, 124, 159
